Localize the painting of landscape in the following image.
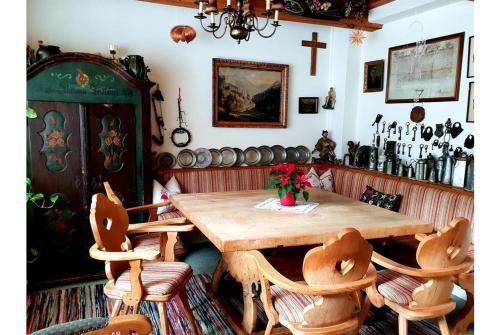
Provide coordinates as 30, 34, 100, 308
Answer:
213, 59, 288, 128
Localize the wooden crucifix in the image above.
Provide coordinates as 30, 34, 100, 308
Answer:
301, 32, 327, 76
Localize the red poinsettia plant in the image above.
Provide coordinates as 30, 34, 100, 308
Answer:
265, 163, 311, 202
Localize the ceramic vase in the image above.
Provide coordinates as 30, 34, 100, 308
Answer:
280, 191, 296, 206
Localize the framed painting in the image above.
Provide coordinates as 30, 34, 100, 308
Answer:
363, 59, 384, 92
298, 97, 318, 114
467, 36, 474, 78
467, 82, 474, 123
386, 32, 465, 103
212, 58, 289, 128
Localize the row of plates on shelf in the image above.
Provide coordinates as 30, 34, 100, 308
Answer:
157, 145, 311, 169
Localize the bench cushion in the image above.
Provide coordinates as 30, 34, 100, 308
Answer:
377, 269, 426, 305
270, 282, 319, 324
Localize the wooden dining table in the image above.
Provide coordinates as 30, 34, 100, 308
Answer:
170, 188, 433, 335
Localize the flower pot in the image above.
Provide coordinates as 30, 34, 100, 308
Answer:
280, 192, 296, 206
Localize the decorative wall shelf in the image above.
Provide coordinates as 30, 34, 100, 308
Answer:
139, 0, 389, 31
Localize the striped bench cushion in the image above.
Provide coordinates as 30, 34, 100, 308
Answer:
115, 262, 192, 296
377, 269, 426, 305
130, 233, 161, 251
270, 282, 319, 323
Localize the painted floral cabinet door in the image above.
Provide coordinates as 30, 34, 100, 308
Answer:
27, 101, 89, 282
86, 103, 137, 208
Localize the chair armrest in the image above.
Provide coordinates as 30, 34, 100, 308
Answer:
128, 217, 187, 230
89, 244, 160, 261
126, 201, 171, 213
414, 233, 428, 241
127, 224, 194, 234
372, 251, 473, 278
246, 250, 377, 296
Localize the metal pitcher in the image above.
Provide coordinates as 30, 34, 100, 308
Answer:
120, 55, 149, 79
415, 159, 428, 181
377, 154, 386, 173
369, 146, 378, 170
397, 159, 405, 176
436, 156, 444, 183
464, 155, 474, 191
385, 158, 394, 175
452, 152, 468, 188
441, 152, 453, 185
407, 162, 415, 179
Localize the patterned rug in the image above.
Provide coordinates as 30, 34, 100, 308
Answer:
27, 274, 442, 335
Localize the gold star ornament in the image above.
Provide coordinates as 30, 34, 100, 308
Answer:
350, 30, 366, 46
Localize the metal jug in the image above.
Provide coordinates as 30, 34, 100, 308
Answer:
464, 155, 474, 191
415, 159, 428, 181
369, 146, 378, 170
452, 152, 468, 188
377, 154, 386, 173
407, 162, 415, 179
397, 159, 405, 176
441, 152, 453, 185
436, 156, 444, 183
385, 158, 394, 175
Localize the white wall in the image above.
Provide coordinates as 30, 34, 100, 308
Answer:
27, 0, 352, 159
356, 1, 474, 164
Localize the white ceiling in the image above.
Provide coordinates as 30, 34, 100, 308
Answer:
369, 0, 467, 23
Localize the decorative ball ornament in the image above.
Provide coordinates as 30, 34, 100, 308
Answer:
350, 30, 366, 46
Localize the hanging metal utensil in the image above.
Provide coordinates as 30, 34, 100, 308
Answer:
171, 88, 192, 148
410, 89, 425, 123
151, 84, 166, 145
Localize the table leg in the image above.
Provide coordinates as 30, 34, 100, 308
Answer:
209, 251, 260, 334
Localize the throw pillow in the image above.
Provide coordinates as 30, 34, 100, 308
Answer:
307, 168, 333, 192
152, 177, 181, 214
359, 185, 402, 212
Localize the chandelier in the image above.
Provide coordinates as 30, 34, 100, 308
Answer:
194, 0, 285, 43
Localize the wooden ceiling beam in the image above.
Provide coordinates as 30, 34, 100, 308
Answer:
367, 0, 394, 10
139, 0, 383, 31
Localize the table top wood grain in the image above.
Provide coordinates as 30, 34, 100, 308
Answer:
170, 188, 433, 252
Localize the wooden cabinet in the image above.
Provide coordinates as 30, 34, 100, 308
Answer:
27, 53, 154, 288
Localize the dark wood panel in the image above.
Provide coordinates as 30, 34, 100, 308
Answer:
86, 103, 137, 208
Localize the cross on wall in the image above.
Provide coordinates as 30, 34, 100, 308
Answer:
301, 32, 327, 76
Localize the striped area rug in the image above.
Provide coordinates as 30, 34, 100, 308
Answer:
27, 274, 441, 335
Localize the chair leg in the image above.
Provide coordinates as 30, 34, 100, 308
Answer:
264, 321, 274, 335
158, 302, 169, 335
398, 315, 408, 335
179, 287, 201, 335
438, 316, 451, 335
111, 299, 123, 317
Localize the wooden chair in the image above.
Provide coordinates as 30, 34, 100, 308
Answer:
103, 181, 191, 261
246, 228, 378, 335
370, 217, 473, 335
30, 314, 152, 335
89, 193, 201, 335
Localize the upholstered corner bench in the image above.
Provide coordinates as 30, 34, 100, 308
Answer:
157, 163, 474, 334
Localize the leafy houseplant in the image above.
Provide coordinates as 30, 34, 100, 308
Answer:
265, 163, 311, 206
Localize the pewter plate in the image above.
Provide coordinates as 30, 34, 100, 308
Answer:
295, 145, 311, 164
234, 148, 245, 166
194, 148, 212, 168
258, 145, 274, 166
177, 149, 197, 168
270, 145, 287, 165
209, 148, 223, 167
220, 147, 237, 167
244, 146, 261, 166
157, 152, 176, 169
285, 147, 299, 163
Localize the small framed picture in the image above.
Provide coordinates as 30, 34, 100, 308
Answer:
467, 82, 474, 123
363, 59, 384, 92
298, 97, 319, 114
467, 36, 474, 78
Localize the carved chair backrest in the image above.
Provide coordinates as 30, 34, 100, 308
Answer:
300, 228, 373, 327
89, 193, 130, 281
411, 217, 472, 308
103, 181, 124, 206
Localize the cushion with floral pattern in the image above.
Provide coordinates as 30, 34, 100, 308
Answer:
359, 185, 402, 212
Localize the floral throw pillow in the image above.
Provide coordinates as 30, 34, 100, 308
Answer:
359, 185, 402, 212
152, 177, 181, 214
307, 168, 333, 192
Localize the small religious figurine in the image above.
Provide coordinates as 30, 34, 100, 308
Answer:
313, 130, 337, 163
322, 87, 336, 109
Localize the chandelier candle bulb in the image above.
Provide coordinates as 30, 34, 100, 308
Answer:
198, 1, 203, 13
266, 0, 271, 11
274, 10, 279, 21
210, 12, 215, 24
227, 0, 231, 6
109, 44, 116, 52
